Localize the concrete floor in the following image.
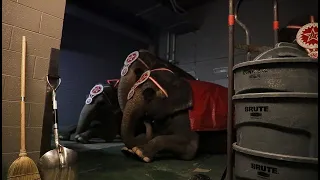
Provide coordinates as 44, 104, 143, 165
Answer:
2, 139, 226, 180
60, 139, 227, 180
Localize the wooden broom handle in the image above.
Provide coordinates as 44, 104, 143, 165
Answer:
20, 36, 26, 154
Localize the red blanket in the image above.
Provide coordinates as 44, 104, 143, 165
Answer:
188, 80, 228, 131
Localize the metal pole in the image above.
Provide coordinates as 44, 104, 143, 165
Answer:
227, 0, 235, 179
235, 0, 251, 61
273, 0, 279, 46
171, 33, 176, 64
166, 32, 171, 61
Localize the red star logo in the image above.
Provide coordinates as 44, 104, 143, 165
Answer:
297, 23, 318, 49
302, 26, 318, 44
125, 51, 139, 65
136, 71, 150, 84
92, 86, 101, 93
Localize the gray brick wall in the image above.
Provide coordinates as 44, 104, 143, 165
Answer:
158, 0, 318, 86
2, 0, 66, 169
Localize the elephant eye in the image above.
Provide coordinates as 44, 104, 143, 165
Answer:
134, 68, 144, 80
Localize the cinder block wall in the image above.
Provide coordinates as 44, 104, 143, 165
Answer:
2, 0, 66, 170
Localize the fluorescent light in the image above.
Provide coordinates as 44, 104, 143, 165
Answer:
213, 67, 228, 74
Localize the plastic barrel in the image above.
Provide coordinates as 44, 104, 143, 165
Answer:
233, 92, 318, 157
233, 57, 318, 95
232, 92, 318, 179
233, 143, 318, 180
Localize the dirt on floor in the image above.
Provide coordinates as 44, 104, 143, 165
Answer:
72, 142, 227, 180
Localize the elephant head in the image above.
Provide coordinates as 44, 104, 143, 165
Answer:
120, 69, 193, 148
74, 82, 121, 142
117, 49, 196, 112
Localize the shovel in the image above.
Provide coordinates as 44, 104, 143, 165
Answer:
38, 75, 78, 180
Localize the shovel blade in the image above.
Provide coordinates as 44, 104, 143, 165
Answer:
39, 147, 78, 180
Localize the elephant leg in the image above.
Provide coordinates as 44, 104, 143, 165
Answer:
121, 133, 150, 156
122, 121, 154, 156
132, 133, 199, 163
74, 129, 94, 144
59, 124, 77, 141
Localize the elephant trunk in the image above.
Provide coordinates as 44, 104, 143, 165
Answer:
144, 122, 153, 141
117, 78, 127, 112
118, 70, 139, 112
118, 77, 131, 112
120, 89, 145, 149
75, 103, 98, 136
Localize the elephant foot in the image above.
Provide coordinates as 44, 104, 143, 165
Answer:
132, 146, 153, 163
74, 134, 90, 144
59, 134, 71, 141
121, 147, 135, 157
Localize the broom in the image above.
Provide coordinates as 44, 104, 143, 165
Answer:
7, 36, 41, 180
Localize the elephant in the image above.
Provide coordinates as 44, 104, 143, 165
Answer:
117, 49, 196, 112
58, 81, 125, 143
117, 49, 199, 153
118, 68, 229, 163
60, 49, 195, 144
59, 80, 153, 143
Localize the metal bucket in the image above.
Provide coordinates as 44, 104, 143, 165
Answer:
233, 57, 318, 94
233, 92, 318, 158
233, 143, 318, 180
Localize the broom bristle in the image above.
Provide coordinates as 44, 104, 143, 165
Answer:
7, 156, 41, 180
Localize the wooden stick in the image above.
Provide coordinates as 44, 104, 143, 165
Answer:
7, 36, 41, 180
20, 36, 26, 155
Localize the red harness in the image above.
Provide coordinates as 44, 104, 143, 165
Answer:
106, 79, 119, 88
127, 68, 173, 100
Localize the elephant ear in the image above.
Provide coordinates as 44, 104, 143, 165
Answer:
143, 71, 193, 118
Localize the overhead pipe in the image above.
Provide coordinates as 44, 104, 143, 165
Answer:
227, 0, 235, 180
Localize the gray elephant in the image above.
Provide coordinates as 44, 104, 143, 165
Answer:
59, 80, 154, 143
59, 81, 155, 144
59, 81, 125, 143
118, 65, 229, 162
117, 49, 197, 152
60, 49, 195, 144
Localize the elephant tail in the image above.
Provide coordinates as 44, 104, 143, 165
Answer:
144, 122, 153, 141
